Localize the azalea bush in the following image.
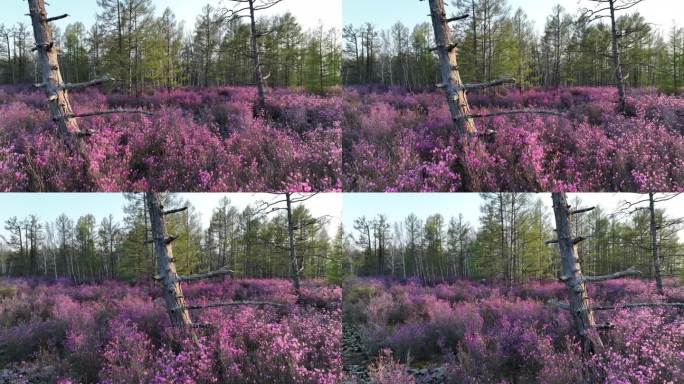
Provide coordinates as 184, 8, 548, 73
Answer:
343, 86, 684, 191
344, 277, 684, 383
0, 86, 342, 192
0, 278, 341, 383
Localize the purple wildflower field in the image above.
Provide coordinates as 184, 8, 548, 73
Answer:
0, 278, 341, 384
343, 277, 684, 384
343, 86, 684, 192
0, 86, 342, 192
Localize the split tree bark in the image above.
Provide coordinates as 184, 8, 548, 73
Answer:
550, 192, 604, 354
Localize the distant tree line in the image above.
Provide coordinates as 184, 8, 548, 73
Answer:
0, 194, 346, 283
343, 0, 684, 93
0, 0, 341, 93
348, 193, 684, 284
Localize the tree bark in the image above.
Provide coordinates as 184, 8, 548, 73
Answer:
551, 192, 604, 354
146, 193, 194, 330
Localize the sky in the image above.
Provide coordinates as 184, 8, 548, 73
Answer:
1, 0, 341, 32
0, 193, 342, 239
342, 193, 684, 237
343, 0, 682, 35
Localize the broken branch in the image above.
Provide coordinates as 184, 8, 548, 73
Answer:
53, 109, 153, 121
592, 302, 684, 311
45, 14, 69, 22
465, 109, 563, 119
463, 77, 516, 91
584, 267, 641, 282
61, 76, 115, 91
178, 267, 234, 282
163, 207, 188, 216
186, 301, 285, 310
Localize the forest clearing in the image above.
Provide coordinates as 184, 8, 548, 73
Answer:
0, 86, 342, 192
0, 0, 341, 192
342, 0, 684, 192
343, 86, 684, 191
0, 192, 344, 383
341, 192, 684, 383
342, 277, 683, 383
0, 278, 341, 384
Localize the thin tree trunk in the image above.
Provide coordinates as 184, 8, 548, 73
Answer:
551, 192, 604, 354
249, 0, 266, 109
649, 193, 664, 294
286, 193, 301, 295
609, 0, 627, 112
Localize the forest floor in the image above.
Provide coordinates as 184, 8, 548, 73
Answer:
343, 276, 684, 384
0, 85, 342, 192
343, 86, 684, 192
0, 277, 341, 384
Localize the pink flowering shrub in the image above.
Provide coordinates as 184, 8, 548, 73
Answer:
344, 86, 684, 191
345, 277, 684, 383
0, 86, 341, 192
0, 277, 341, 383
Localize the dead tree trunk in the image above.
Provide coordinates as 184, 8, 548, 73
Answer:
146, 193, 194, 329
649, 193, 664, 294
422, 0, 560, 190
550, 192, 604, 354
27, 0, 151, 190
285, 193, 302, 294
426, 0, 475, 135
248, 0, 266, 109
608, 0, 627, 112
27, 0, 93, 186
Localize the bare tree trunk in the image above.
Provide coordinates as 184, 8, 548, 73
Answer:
551, 192, 604, 354
146, 193, 194, 330
649, 193, 664, 294
427, 0, 476, 135
27, 0, 92, 186
249, 0, 266, 109
608, 0, 627, 112
286, 193, 301, 295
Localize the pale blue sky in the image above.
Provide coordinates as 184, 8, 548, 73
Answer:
341, 193, 684, 236
0, 193, 342, 239
1, 0, 341, 31
343, 0, 681, 34
0, 193, 682, 243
